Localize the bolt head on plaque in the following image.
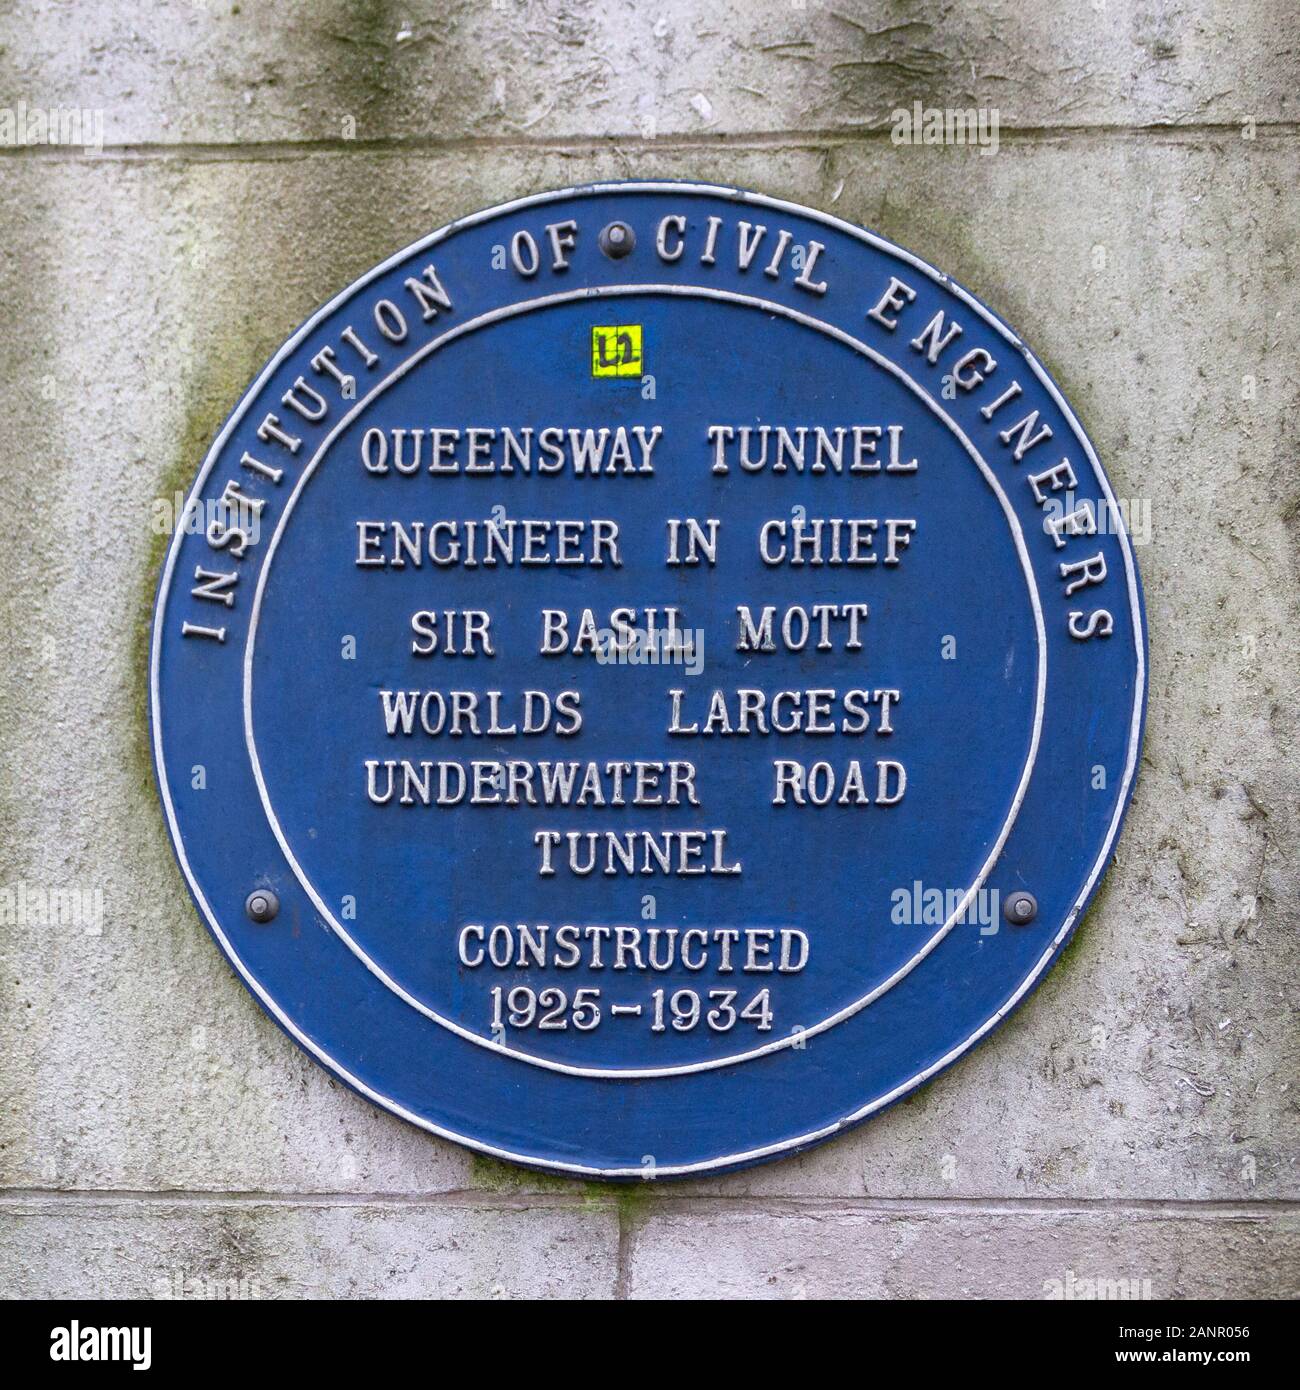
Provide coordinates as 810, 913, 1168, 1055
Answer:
1003, 891, 1038, 925
598, 220, 636, 259
150, 184, 1146, 1179
245, 888, 279, 924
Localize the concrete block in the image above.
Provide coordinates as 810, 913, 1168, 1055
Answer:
627, 1203, 1300, 1298
0, 1, 1291, 148
0, 1195, 620, 1299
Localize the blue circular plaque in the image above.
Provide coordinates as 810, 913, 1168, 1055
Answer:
151, 184, 1146, 1178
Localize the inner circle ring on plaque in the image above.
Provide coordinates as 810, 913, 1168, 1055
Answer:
243, 283, 1047, 1079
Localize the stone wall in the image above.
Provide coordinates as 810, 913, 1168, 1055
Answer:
0, 0, 1296, 1299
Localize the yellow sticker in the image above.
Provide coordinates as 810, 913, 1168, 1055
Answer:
591, 324, 643, 377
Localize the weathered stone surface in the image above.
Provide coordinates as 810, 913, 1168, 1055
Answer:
0, 1, 1292, 150
627, 1204, 1300, 1299
0, 1196, 620, 1299
1, 135, 1294, 1209
0, 0, 1295, 1297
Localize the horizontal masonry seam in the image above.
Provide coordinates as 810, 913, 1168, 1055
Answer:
1, 1191, 1296, 1218
0, 122, 1296, 163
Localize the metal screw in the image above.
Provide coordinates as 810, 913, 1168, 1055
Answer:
245, 888, 279, 923
599, 221, 635, 259
1003, 890, 1038, 925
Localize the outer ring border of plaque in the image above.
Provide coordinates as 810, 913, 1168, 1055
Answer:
242, 283, 1048, 1079
150, 182, 1148, 1179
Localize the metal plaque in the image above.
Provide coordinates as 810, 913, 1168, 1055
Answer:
150, 183, 1147, 1179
